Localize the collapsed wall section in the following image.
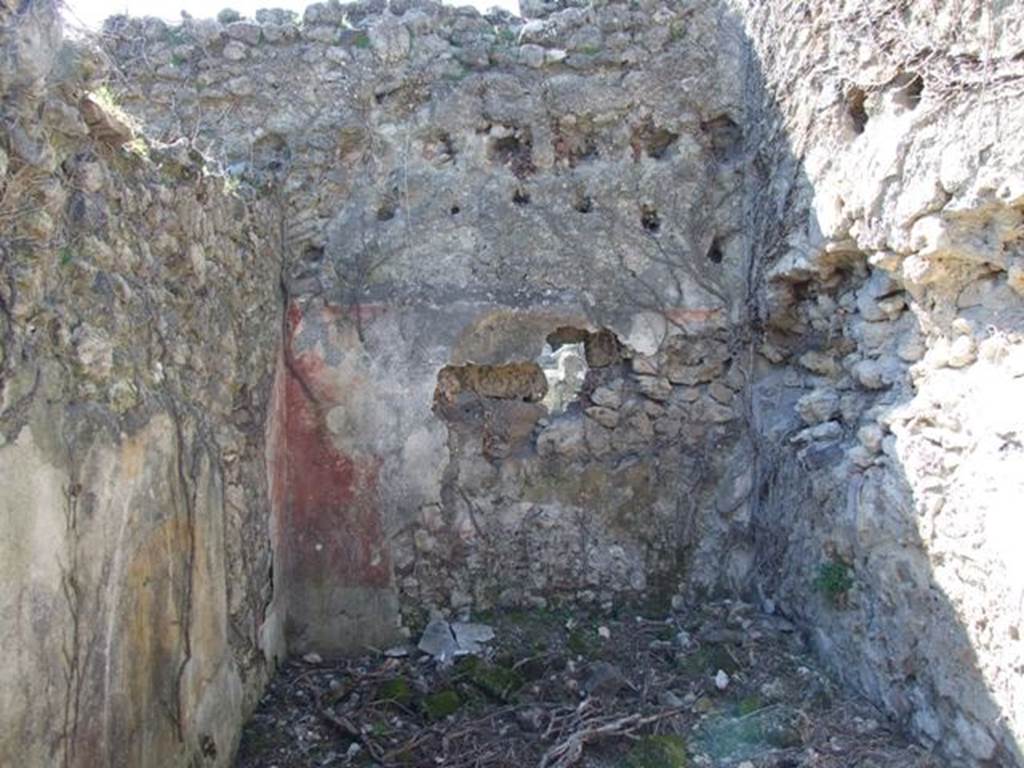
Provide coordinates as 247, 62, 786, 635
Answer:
0, 3, 283, 766
733, 0, 1024, 764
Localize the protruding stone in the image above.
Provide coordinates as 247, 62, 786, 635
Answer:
946, 335, 976, 368
518, 43, 546, 68
636, 375, 672, 402
796, 387, 840, 425
854, 423, 882, 453
224, 21, 262, 45
585, 406, 619, 429
223, 41, 247, 60
708, 381, 734, 405
591, 385, 622, 409
852, 359, 892, 390
799, 350, 839, 377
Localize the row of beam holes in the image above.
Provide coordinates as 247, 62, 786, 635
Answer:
445, 190, 584, 212
456, 191, 659, 233
442, 197, 719, 261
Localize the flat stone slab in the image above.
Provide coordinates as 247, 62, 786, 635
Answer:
417, 619, 495, 660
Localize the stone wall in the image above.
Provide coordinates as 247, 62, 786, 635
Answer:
0, 3, 283, 766
733, 0, 1024, 764
100, 0, 764, 651
3, 0, 1023, 765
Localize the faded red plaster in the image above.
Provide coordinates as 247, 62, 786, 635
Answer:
343, 303, 388, 323
278, 303, 391, 602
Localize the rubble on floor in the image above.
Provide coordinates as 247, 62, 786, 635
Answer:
236, 601, 941, 768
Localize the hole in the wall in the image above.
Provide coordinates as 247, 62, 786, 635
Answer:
513, 188, 531, 205
547, 326, 590, 349
706, 237, 724, 264
537, 340, 588, 415
644, 127, 679, 159
891, 72, 924, 111
640, 204, 661, 232
424, 131, 456, 166
450, 204, 461, 215
200, 734, 218, 760
701, 114, 742, 162
293, 246, 324, 280
573, 193, 593, 213
433, 326, 621, 424
631, 121, 679, 161
376, 187, 400, 222
374, 91, 386, 105
846, 86, 869, 134
489, 127, 535, 178
252, 132, 291, 174
553, 120, 599, 167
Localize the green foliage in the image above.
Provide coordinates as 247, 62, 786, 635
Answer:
458, 657, 524, 702
124, 138, 150, 160
493, 26, 517, 45
421, 690, 461, 721
815, 560, 854, 606
376, 677, 413, 706
678, 643, 740, 677
165, 26, 191, 45
624, 735, 688, 768
737, 695, 762, 716
567, 626, 594, 657
59, 246, 73, 267
91, 85, 119, 112
353, 31, 371, 48
366, 719, 393, 738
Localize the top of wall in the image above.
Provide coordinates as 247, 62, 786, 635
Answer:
100, 0, 753, 330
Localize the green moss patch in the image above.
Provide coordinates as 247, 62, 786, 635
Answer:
624, 735, 688, 768
736, 694, 763, 716
458, 657, 524, 702
679, 644, 740, 677
422, 690, 462, 721
375, 677, 412, 707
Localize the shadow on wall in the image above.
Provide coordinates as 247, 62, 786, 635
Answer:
722, 1, 1024, 765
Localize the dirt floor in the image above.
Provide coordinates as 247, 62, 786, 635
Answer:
235, 601, 943, 768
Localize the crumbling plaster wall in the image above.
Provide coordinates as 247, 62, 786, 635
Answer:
102, 0, 766, 651
733, 0, 1024, 765
0, 3, 284, 766
7, 0, 1023, 765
